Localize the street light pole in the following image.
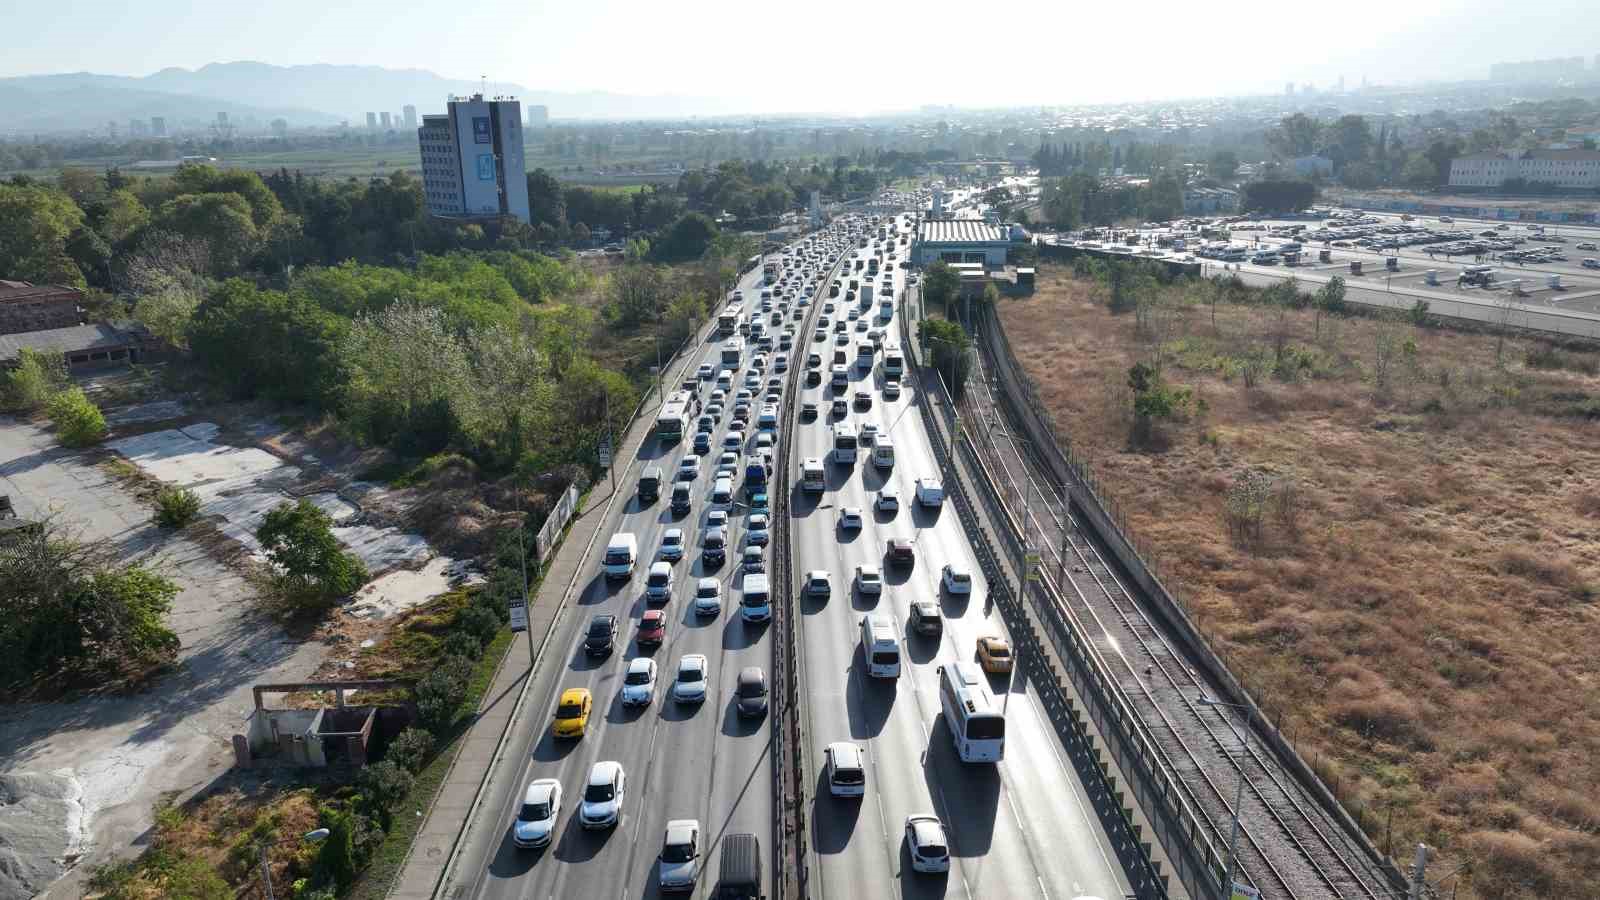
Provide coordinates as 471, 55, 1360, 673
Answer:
1199, 694, 1253, 898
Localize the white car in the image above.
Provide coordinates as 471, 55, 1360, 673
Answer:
876, 486, 900, 515
942, 563, 974, 595
621, 657, 658, 707
804, 569, 832, 598
513, 778, 561, 848
660, 528, 685, 562
673, 654, 709, 703
859, 422, 879, 445
658, 819, 702, 893
837, 507, 864, 530
855, 565, 883, 596
693, 577, 722, 615
580, 761, 625, 829
905, 814, 950, 873
825, 742, 867, 798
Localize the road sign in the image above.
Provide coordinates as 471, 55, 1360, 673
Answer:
1023, 548, 1041, 581
598, 440, 612, 468
1230, 883, 1261, 900
508, 598, 529, 633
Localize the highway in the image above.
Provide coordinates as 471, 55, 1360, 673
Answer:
789, 213, 1131, 900
462, 237, 842, 900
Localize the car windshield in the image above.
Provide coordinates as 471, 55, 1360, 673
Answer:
986, 644, 1011, 658
520, 801, 550, 821
919, 840, 947, 858
588, 622, 609, 637
556, 702, 583, 719
624, 669, 651, 686
680, 667, 703, 683
661, 839, 694, 863
584, 782, 615, 803
739, 679, 766, 698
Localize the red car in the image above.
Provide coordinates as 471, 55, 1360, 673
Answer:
637, 610, 667, 648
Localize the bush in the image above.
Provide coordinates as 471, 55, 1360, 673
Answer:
416, 653, 475, 734
455, 603, 501, 649
256, 499, 370, 610
443, 629, 485, 661
385, 727, 435, 774
356, 760, 415, 830
1, 347, 68, 412
154, 486, 202, 528
45, 387, 107, 447
309, 806, 357, 894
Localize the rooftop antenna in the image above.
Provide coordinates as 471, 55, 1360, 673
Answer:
480, 75, 487, 98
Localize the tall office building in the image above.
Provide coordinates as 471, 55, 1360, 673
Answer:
217, 111, 228, 125
417, 94, 530, 224
366, 112, 378, 130
526, 104, 549, 128
380, 111, 392, 129
403, 104, 417, 129
151, 116, 166, 137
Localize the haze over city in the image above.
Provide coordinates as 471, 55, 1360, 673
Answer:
7, 0, 1600, 113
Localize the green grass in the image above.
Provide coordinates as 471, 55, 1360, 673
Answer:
347, 626, 513, 900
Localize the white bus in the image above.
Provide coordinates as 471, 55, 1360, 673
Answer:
655, 390, 696, 443
832, 423, 858, 464
719, 304, 744, 335
721, 338, 744, 369
859, 613, 901, 678
937, 662, 1005, 762
882, 343, 904, 380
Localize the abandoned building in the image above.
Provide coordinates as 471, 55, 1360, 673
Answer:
0, 321, 158, 372
0, 281, 83, 335
234, 680, 416, 770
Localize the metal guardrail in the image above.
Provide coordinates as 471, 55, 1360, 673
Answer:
897, 293, 1180, 900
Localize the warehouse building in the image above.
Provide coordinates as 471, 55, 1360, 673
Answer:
912, 220, 1027, 268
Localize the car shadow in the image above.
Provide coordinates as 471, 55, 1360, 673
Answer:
909, 504, 941, 528
569, 646, 610, 672
938, 586, 971, 618
883, 560, 913, 586
721, 694, 763, 737
552, 811, 614, 864
810, 768, 862, 856
531, 730, 580, 762
485, 825, 541, 878
845, 658, 893, 740
836, 525, 860, 545
579, 572, 618, 605
722, 615, 761, 650
923, 718, 999, 855
903, 627, 940, 665
660, 695, 702, 722
604, 693, 648, 725
860, 467, 888, 491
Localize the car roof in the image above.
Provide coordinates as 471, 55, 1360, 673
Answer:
907, 815, 945, 845
590, 614, 615, 628
588, 760, 622, 784
680, 654, 707, 670
627, 657, 653, 674
738, 666, 764, 685
665, 527, 683, 538
650, 560, 672, 574
827, 742, 863, 767
664, 820, 699, 844
559, 687, 590, 704
524, 778, 559, 804
697, 576, 719, 590
641, 609, 665, 623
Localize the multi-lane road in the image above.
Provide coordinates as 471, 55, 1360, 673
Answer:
454, 211, 1136, 900
790, 215, 1129, 900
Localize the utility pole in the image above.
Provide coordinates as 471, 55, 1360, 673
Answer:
514, 484, 535, 667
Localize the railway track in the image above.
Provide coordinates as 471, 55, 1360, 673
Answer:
960, 357, 1399, 900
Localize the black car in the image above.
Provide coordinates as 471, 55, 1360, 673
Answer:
584, 614, 617, 657
736, 666, 769, 717
908, 600, 942, 637
886, 537, 916, 568
703, 526, 727, 566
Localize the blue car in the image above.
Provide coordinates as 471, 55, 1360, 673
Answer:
746, 513, 769, 546
748, 492, 769, 512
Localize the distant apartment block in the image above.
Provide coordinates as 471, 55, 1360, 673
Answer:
403, 104, 417, 129
1449, 149, 1600, 190
380, 111, 392, 129
417, 94, 531, 224
526, 104, 549, 128
150, 116, 166, 137
1489, 57, 1587, 83
216, 111, 228, 125
1183, 187, 1240, 214
0, 281, 83, 336
366, 112, 378, 130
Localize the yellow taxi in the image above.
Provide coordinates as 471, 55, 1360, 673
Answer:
551, 687, 592, 739
976, 637, 1013, 675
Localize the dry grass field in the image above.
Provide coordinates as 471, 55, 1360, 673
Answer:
998, 267, 1600, 899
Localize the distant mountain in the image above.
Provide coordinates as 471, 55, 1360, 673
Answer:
0, 62, 744, 134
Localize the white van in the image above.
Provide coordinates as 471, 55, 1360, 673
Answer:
712, 476, 734, 507
915, 477, 944, 508
740, 573, 772, 623
859, 613, 901, 678
871, 438, 895, 469
603, 532, 638, 580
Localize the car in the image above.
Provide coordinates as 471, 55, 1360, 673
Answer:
941, 563, 974, 595
747, 513, 770, 545
621, 657, 659, 706
904, 814, 950, 873
658, 819, 702, 893
723, 432, 746, 453
977, 636, 1014, 674
774, 354, 788, 372
814, 328, 828, 342
755, 431, 774, 451
825, 742, 867, 797
696, 415, 715, 434
692, 433, 712, 455
831, 398, 847, 417
748, 491, 769, 512
909, 599, 942, 636
883, 379, 901, 400
673, 654, 709, 703
855, 564, 883, 596
702, 525, 727, 566
848, 307, 860, 320
717, 449, 740, 471
732, 402, 751, 423
706, 402, 724, 421
859, 422, 879, 444
837, 506, 863, 530
551, 687, 592, 739
737, 666, 768, 717
804, 569, 832, 598
802, 401, 819, 419
707, 509, 728, 529
742, 544, 765, 573
806, 370, 822, 386
696, 363, 714, 380
513, 779, 562, 849
710, 389, 727, 405
877, 485, 900, 514
584, 614, 617, 656
853, 389, 872, 409
692, 577, 722, 616
637, 608, 667, 648
886, 537, 916, 567
835, 332, 850, 345
660, 528, 685, 562
676, 457, 699, 481
580, 761, 626, 830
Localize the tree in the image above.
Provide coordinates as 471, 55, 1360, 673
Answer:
1241, 179, 1317, 213
0, 183, 88, 287
1340, 162, 1381, 190
1314, 275, 1347, 340
1141, 173, 1185, 222
356, 760, 414, 830
1210, 150, 1239, 179
154, 487, 201, 528
385, 727, 436, 774
1, 347, 69, 412
46, 388, 107, 447
1127, 361, 1191, 447
1401, 154, 1440, 189
1329, 115, 1374, 168
189, 279, 348, 408
100, 189, 151, 245
1268, 113, 1321, 158
916, 318, 973, 396
255, 499, 369, 609
310, 806, 357, 893
151, 192, 260, 273
922, 261, 960, 318
604, 263, 670, 329
653, 212, 719, 262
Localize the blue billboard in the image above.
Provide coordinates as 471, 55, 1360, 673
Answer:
476, 154, 495, 181
473, 116, 491, 144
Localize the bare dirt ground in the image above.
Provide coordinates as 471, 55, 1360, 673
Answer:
998, 269, 1600, 899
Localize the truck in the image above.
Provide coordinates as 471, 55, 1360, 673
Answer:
859, 284, 873, 311
716, 833, 762, 899
744, 454, 771, 496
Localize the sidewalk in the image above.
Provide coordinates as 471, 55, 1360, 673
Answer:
386, 340, 708, 899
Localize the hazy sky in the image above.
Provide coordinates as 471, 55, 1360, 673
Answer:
8, 0, 1600, 112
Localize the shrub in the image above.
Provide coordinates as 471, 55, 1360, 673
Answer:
309, 806, 356, 894
454, 603, 501, 649
256, 499, 370, 610
385, 727, 435, 774
46, 387, 107, 447
356, 760, 414, 830
443, 629, 485, 661
1, 347, 69, 412
154, 486, 202, 528
416, 653, 475, 734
